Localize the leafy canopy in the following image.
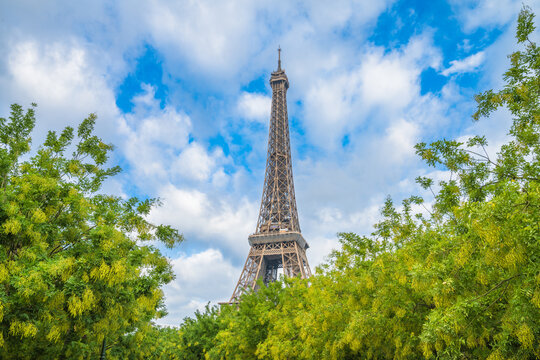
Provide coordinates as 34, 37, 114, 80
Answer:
0, 105, 182, 359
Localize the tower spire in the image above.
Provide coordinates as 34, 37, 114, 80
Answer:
226, 50, 311, 303
277, 46, 282, 71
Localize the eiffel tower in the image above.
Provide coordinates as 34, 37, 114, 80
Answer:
229, 49, 312, 302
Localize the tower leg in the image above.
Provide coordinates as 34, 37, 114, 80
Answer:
230, 247, 263, 302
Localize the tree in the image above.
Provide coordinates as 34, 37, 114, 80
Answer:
0, 105, 182, 359
208, 280, 285, 359
111, 325, 185, 359
302, 6, 540, 358
176, 304, 223, 359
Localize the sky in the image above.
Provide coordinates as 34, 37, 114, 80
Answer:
1, 0, 539, 326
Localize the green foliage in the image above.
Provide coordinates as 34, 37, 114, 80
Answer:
111, 325, 186, 359
169, 7, 540, 359
209, 281, 286, 359
176, 304, 223, 359
0, 106, 183, 358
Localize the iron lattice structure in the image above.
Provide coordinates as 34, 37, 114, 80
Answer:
229, 50, 311, 302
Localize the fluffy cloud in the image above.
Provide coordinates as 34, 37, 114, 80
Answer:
116, 84, 233, 191
118, 87, 192, 183
449, 0, 523, 31
384, 119, 419, 159
358, 50, 418, 109
149, 184, 257, 259
299, 201, 385, 269
143, 0, 262, 74
157, 248, 239, 326
442, 51, 485, 76
303, 0, 394, 30
136, 0, 396, 81
237, 92, 271, 123
302, 33, 441, 148
174, 143, 223, 182
0, 41, 118, 142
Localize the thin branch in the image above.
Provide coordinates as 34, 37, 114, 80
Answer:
428, 185, 436, 198
480, 144, 492, 163
486, 281, 510, 310
471, 274, 522, 302
48, 244, 63, 257
479, 180, 501, 190
466, 279, 511, 329
421, 203, 433, 216
462, 149, 497, 166
52, 204, 66, 221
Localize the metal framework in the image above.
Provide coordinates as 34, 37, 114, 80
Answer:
229, 49, 311, 302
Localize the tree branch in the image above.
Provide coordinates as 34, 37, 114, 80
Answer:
471, 274, 522, 302
462, 149, 497, 166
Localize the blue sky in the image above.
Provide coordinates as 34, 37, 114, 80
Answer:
1, 0, 539, 325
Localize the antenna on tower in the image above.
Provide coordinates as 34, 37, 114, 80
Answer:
277, 46, 282, 71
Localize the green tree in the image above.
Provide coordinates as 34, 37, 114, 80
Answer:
305, 6, 540, 358
178, 304, 222, 360
208, 280, 284, 359
112, 325, 185, 359
113, 305, 223, 359
0, 105, 182, 359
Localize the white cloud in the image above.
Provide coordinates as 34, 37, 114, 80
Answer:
301, 202, 384, 267
237, 92, 271, 123
0, 41, 118, 142
118, 92, 192, 183
117, 85, 232, 189
142, 0, 263, 75
303, 33, 440, 148
136, 0, 396, 80
384, 119, 419, 160
359, 51, 419, 109
442, 51, 485, 76
174, 143, 222, 182
149, 184, 257, 258
211, 168, 229, 188
157, 248, 239, 325
8, 42, 86, 103
449, 0, 522, 31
